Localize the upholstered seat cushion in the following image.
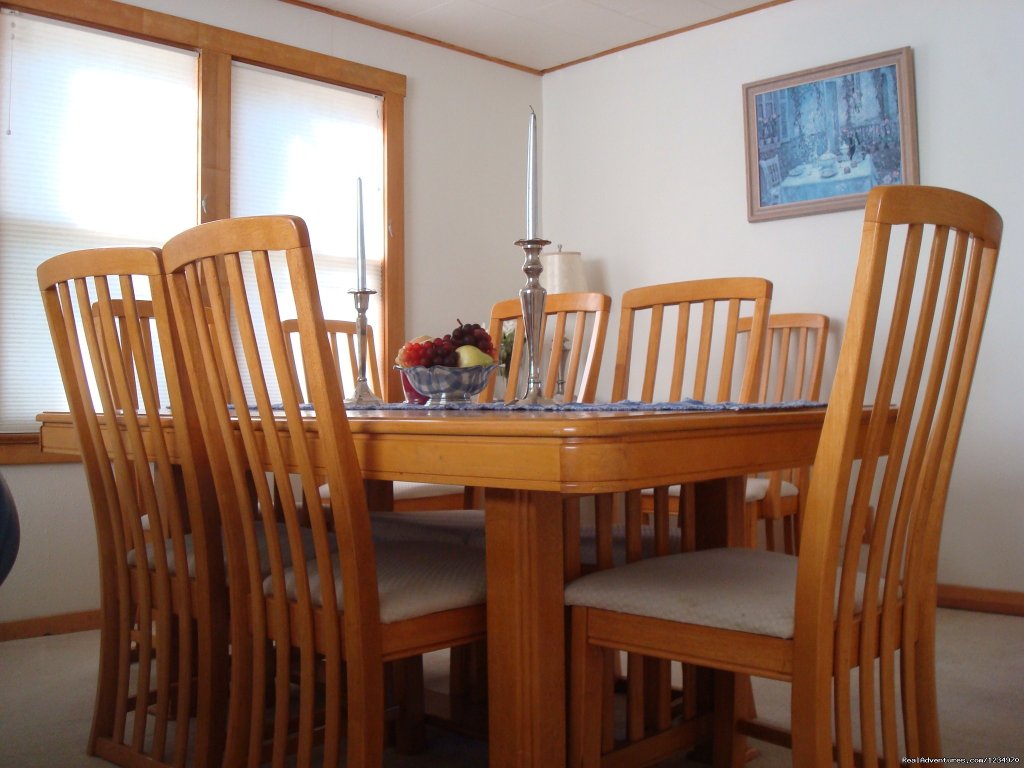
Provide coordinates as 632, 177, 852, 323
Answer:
266, 539, 487, 624
393, 481, 466, 501
564, 548, 870, 639
319, 481, 466, 501
641, 478, 798, 503
128, 522, 323, 579
743, 476, 798, 502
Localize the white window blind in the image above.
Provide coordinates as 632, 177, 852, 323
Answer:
230, 62, 385, 371
0, 11, 198, 432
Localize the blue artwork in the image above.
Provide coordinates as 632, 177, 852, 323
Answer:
754, 64, 904, 209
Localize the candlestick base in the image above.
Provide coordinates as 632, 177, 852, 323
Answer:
345, 288, 383, 407
512, 237, 551, 405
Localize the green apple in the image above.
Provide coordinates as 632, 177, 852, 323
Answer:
455, 344, 494, 368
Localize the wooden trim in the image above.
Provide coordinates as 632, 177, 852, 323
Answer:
1, 586, 1015, 643
0, 609, 101, 641
541, 1, 794, 74
382, 91, 405, 401
2, 0, 406, 95
937, 583, 1024, 617
0, 432, 80, 465
277, 0, 542, 76
279, 0, 795, 76
198, 49, 232, 223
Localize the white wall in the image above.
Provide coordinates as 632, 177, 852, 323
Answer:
542, 0, 1024, 590
3, 0, 1021, 622
0, 0, 537, 622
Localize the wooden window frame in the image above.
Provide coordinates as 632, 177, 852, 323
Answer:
0, 0, 406, 464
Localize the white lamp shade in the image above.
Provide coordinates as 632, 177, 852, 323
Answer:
540, 250, 587, 294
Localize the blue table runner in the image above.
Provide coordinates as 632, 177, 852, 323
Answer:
339, 398, 823, 413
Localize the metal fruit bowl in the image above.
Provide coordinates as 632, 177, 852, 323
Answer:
395, 364, 499, 405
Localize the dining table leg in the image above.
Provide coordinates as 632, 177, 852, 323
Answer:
693, 476, 757, 764
484, 487, 567, 768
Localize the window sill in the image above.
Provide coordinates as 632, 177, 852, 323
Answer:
0, 432, 79, 466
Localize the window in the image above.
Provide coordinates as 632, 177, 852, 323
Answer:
231, 62, 385, 334
0, 11, 198, 433
0, 0, 406, 461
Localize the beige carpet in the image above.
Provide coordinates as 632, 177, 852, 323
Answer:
1, 608, 1021, 766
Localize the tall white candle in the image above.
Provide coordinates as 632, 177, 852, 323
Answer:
526, 106, 538, 240
355, 177, 366, 291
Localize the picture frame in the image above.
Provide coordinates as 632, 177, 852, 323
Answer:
743, 47, 918, 222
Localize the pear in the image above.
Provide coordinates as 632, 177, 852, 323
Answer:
455, 344, 495, 368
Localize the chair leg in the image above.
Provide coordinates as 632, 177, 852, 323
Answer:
913, 608, 942, 757
764, 518, 778, 552
393, 655, 427, 754
88, 605, 124, 755
569, 606, 605, 768
711, 670, 745, 768
345, 655, 387, 768
450, 639, 488, 732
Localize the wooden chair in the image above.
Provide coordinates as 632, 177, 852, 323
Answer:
589, 277, 773, 569
93, 299, 160, 411
162, 214, 488, 768
282, 317, 382, 402
480, 291, 611, 404
741, 313, 830, 554
38, 247, 229, 768
571, 278, 771, 760
565, 185, 1002, 767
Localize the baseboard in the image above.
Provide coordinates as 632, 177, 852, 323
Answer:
937, 583, 1024, 617
0, 609, 101, 642
1, 585, 1019, 642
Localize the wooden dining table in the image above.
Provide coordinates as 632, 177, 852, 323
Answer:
39, 403, 839, 768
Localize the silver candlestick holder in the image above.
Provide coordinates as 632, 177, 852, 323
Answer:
514, 237, 552, 405
345, 288, 383, 407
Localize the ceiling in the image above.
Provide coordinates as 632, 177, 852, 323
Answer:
283, 0, 783, 73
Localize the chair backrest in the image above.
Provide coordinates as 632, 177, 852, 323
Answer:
611, 277, 772, 403
162, 215, 384, 760
282, 317, 383, 401
793, 186, 1001, 760
480, 291, 611, 403
738, 312, 830, 404
92, 299, 159, 411
38, 246, 227, 766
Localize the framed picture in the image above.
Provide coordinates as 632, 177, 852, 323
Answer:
743, 47, 918, 222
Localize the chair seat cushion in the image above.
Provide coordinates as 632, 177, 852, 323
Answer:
129, 522, 324, 579
564, 548, 870, 639
392, 481, 466, 501
743, 476, 799, 502
319, 481, 466, 501
370, 509, 486, 547
266, 539, 487, 624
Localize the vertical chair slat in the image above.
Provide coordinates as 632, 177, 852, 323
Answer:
669, 302, 689, 402
693, 300, 715, 401
643, 304, 665, 403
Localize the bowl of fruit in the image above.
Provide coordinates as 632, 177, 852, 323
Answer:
395, 320, 500, 406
